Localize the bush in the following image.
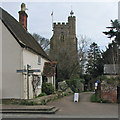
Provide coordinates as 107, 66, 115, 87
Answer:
42, 83, 55, 95
66, 78, 84, 93
36, 93, 47, 98
90, 93, 112, 103
90, 93, 102, 103
96, 76, 119, 85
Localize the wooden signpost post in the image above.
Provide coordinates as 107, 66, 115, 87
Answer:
16, 64, 40, 103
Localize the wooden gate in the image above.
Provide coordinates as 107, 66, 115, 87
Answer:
117, 86, 120, 103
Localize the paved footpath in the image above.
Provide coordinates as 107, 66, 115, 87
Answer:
2, 92, 119, 119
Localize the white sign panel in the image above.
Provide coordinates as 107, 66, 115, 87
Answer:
74, 93, 79, 102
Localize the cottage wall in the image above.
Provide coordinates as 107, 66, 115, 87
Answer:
1, 20, 24, 99
0, 19, 2, 100
1, 20, 50, 99
23, 49, 48, 99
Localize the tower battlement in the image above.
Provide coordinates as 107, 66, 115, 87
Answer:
53, 22, 69, 28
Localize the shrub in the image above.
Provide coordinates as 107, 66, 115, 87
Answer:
42, 83, 55, 95
96, 76, 119, 85
90, 93, 112, 103
36, 93, 47, 98
66, 78, 84, 93
90, 94, 96, 102
90, 93, 102, 103
102, 99, 112, 103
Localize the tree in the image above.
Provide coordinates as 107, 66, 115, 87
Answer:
77, 35, 90, 75
86, 42, 103, 78
32, 33, 50, 54
103, 19, 120, 45
103, 19, 120, 65
103, 41, 120, 64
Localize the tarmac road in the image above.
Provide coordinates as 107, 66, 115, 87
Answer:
47, 92, 118, 118
2, 92, 119, 119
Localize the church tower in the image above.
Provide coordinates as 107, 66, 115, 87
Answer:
49, 10, 77, 61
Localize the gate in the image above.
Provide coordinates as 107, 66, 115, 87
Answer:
117, 86, 120, 103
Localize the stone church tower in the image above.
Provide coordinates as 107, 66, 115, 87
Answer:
50, 10, 77, 62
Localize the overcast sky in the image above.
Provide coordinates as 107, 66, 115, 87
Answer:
1, 1, 118, 50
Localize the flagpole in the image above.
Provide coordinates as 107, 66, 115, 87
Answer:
52, 13, 53, 28
51, 10, 53, 31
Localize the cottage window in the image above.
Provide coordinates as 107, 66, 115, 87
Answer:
38, 56, 41, 65
38, 76, 41, 88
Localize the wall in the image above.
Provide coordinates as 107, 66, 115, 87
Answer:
1, 21, 24, 99
101, 81, 117, 103
23, 49, 48, 99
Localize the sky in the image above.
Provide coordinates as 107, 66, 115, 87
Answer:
0, 1, 119, 50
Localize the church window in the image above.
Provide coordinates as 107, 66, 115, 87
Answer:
60, 33, 64, 42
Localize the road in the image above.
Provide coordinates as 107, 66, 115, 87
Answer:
47, 92, 118, 118
2, 92, 119, 119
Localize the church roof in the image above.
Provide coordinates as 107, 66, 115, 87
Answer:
0, 7, 50, 61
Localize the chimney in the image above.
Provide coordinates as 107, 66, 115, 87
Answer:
18, 3, 28, 31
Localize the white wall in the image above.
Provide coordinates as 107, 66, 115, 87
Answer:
2, 21, 24, 99
23, 49, 48, 99
1, 20, 49, 99
0, 18, 2, 103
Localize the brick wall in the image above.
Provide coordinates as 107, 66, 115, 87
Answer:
101, 82, 117, 103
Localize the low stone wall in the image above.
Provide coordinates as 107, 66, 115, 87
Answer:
31, 91, 73, 105
101, 82, 117, 103
31, 94, 58, 104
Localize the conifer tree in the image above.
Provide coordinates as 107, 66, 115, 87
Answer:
103, 19, 120, 45
86, 42, 103, 78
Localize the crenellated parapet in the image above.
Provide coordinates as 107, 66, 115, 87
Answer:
53, 22, 69, 28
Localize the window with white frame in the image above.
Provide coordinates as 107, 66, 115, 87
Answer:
38, 55, 41, 65
38, 76, 41, 88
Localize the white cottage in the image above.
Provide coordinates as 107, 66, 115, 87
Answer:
0, 4, 56, 99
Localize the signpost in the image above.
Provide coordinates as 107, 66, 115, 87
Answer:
16, 64, 40, 103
